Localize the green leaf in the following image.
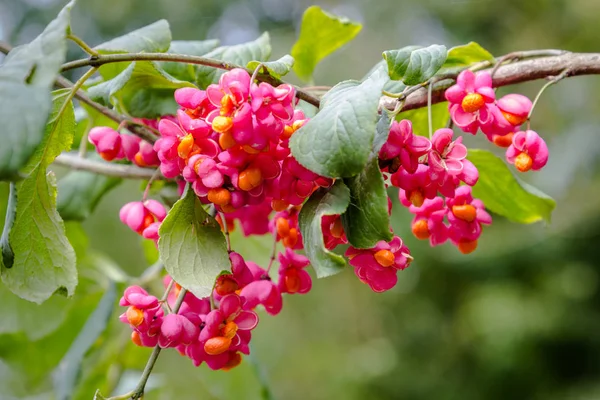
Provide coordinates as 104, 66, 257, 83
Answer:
468, 149, 556, 224
196, 32, 271, 88
373, 113, 391, 155
158, 188, 229, 299
57, 165, 121, 221
291, 6, 362, 81
160, 39, 220, 81
53, 281, 116, 400
298, 181, 350, 278
383, 45, 448, 85
1, 89, 77, 303
290, 67, 388, 178
443, 42, 495, 68
88, 61, 194, 118
142, 237, 160, 265
94, 20, 171, 54
247, 54, 294, 80
0, 1, 75, 180
342, 157, 393, 248
397, 102, 450, 137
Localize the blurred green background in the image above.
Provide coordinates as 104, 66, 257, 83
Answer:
1, 0, 600, 399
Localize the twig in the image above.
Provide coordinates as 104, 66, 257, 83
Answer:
142, 168, 163, 201
219, 212, 232, 252
53, 152, 159, 179
67, 34, 99, 57
60, 52, 321, 108
384, 52, 600, 112
527, 68, 571, 129
265, 233, 278, 275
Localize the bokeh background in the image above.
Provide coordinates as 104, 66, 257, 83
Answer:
1, 0, 600, 399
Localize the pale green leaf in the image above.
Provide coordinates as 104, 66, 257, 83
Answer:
158, 188, 229, 299
299, 181, 350, 278
290, 68, 388, 178
468, 149, 556, 224
1, 89, 77, 303
196, 32, 271, 88
383, 45, 448, 85
443, 42, 495, 68
160, 39, 220, 81
88, 61, 194, 118
247, 54, 294, 79
291, 6, 362, 81
94, 20, 171, 54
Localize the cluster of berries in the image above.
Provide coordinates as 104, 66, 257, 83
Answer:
87, 67, 550, 370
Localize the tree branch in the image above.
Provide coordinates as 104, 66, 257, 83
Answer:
53, 153, 159, 179
60, 52, 322, 108
384, 52, 600, 112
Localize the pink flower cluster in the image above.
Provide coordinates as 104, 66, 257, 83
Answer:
88, 122, 160, 167
119, 250, 312, 370
377, 117, 488, 254
445, 69, 549, 172
101, 63, 555, 373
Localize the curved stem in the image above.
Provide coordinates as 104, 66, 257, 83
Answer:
67, 34, 99, 57
427, 80, 434, 139
526, 68, 570, 129
142, 168, 163, 201
60, 52, 321, 108
219, 212, 232, 252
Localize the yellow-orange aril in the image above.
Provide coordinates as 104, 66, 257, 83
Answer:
515, 152, 533, 172
207, 188, 231, 206
204, 336, 232, 355
452, 204, 477, 222
212, 116, 233, 134
177, 134, 195, 159
238, 167, 263, 191
374, 249, 395, 267
461, 93, 485, 113
412, 219, 431, 240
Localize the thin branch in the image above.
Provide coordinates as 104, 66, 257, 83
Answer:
527, 67, 571, 129
384, 52, 600, 112
60, 52, 321, 108
53, 153, 159, 179
66, 34, 99, 57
